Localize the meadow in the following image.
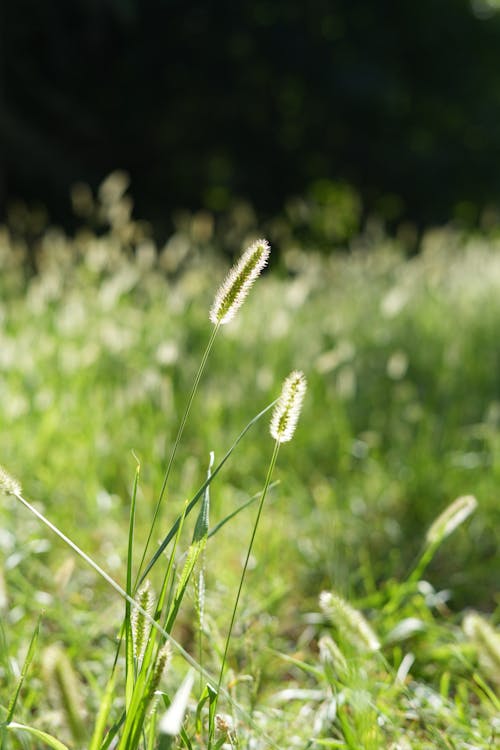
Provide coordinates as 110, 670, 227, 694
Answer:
0, 178, 499, 748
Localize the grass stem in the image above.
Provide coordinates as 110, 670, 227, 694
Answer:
136, 323, 220, 586
12, 489, 280, 748
208, 439, 280, 747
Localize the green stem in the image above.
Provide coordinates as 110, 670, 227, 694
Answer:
383, 541, 439, 617
13, 492, 210, 682
208, 439, 280, 747
137, 399, 277, 587
13, 490, 281, 750
136, 323, 220, 586
407, 541, 438, 585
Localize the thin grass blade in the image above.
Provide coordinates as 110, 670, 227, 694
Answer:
6, 723, 70, 750
88, 666, 116, 750
125, 459, 141, 707
139, 399, 276, 584
6, 618, 40, 724
207, 481, 279, 540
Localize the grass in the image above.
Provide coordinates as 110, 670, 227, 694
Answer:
0, 188, 499, 748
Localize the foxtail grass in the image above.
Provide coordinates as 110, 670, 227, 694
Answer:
408, 494, 478, 585
5, 465, 282, 749
1, 328, 286, 749
269, 369, 307, 443
209, 238, 270, 326
426, 495, 478, 547
0, 466, 21, 497
319, 590, 380, 653
1, 244, 312, 750
137, 238, 270, 585
463, 612, 500, 687
208, 370, 307, 746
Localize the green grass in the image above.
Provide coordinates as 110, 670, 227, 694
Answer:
0, 197, 499, 748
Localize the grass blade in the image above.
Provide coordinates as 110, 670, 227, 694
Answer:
137, 324, 220, 582
125, 459, 141, 708
88, 666, 116, 750
6, 617, 40, 725
165, 454, 211, 633
6, 723, 70, 750
138, 399, 276, 585
207, 481, 279, 540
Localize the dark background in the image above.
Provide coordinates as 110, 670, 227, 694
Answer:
2, 0, 500, 239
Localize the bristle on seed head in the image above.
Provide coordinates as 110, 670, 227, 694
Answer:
426, 495, 477, 546
209, 239, 270, 326
270, 370, 307, 443
319, 590, 380, 653
0, 465, 21, 496
131, 581, 155, 661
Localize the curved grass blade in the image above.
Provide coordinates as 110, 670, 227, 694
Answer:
164, 455, 212, 633
12, 490, 280, 749
6, 618, 40, 724
6, 723, 70, 750
137, 324, 220, 584
125, 459, 141, 708
138, 399, 276, 585
207, 481, 279, 541
88, 666, 116, 750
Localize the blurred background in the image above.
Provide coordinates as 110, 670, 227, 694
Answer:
3, 0, 500, 244
1, 0, 499, 629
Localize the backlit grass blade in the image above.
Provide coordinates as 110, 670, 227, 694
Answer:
408, 495, 478, 584
165, 456, 211, 633
6, 723, 70, 750
207, 481, 279, 540
138, 399, 276, 585
10, 490, 215, 687
156, 500, 190, 620
118, 645, 171, 750
139, 238, 270, 585
88, 667, 116, 750
5, 617, 40, 725
109, 500, 192, 748
137, 324, 220, 584
208, 372, 307, 747
125, 458, 141, 708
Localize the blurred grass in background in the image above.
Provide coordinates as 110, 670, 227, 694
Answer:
0, 175, 499, 744
2, 175, 499, 605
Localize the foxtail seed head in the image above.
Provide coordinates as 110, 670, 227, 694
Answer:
318, 635, 348, 679
148, 643, 172, 697
0, 465, 21, 496
463, 612, 500, 685
209, 239, 270, 325
131, 581, 155, 661
319, 590, 380, 653
270, 370, 307, 443
426, 495, 477, 546
144, 643, 172, 712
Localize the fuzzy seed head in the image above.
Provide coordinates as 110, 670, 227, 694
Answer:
0, 465, 21, 496
320, 590, 380, 653
463, 612, 500, 685
209, 239, 270, 325
132, 581, 155, 661
318, 635, 348, 678
145, 643, 172, 711
196, 570, 205, 630
150, 643, 172, 693
270, 370, 307, 443
426, 495, 478, 546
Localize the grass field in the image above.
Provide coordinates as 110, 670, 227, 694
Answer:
0, 190, 499, 748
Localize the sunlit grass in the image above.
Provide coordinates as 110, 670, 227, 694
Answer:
0, 191, 499, 747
